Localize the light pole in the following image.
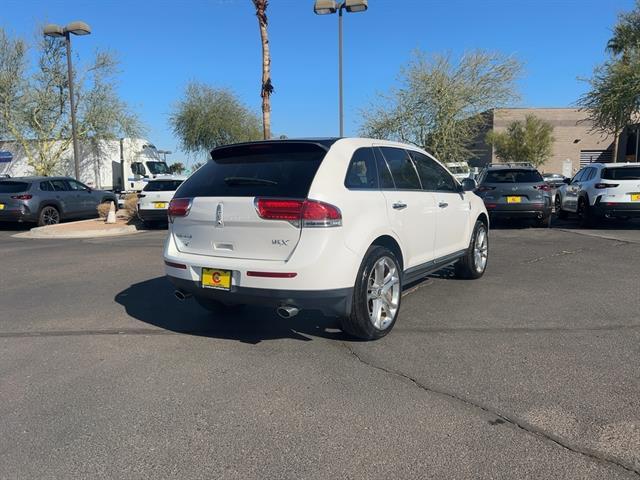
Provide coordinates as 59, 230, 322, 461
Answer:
314, 0, 367, 137
43, 21, 91, 181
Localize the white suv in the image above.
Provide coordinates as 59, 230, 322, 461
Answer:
137, 176, 186, 226
556, 162, 640, 225
164, 138, 489, 340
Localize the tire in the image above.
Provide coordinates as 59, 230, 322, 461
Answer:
535, 214, 551, 228
577, 197, 594, 227
195, 297, 244, 314
454, 220, 489, 279
38, 205, 60, 226
340, 246, 402, 340
555, 194, 568, 220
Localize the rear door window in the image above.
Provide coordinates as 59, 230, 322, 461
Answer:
176, 142, 328, 198
601, 167, 640, 180
344, 148, 378, 189
50, 180, 69, 191
40, 181, 54, 191
373, 148, 395, 189
378, 147, 421, 190
484, 169, 544, 183
0, 181, 30, 193
143, 180, 185, 192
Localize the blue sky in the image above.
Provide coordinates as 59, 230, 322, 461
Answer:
3, 0, 635, 165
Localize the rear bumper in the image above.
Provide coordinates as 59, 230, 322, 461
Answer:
138, 209, 168, 222
0, 209, 35, 223
168, 275, 353, 317
593, 202, 640, 218
485, 205, 552, 218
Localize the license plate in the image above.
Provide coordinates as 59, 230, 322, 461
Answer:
201, 268, 232, 290
506, 196, 522, 203
0, 204, 4, 210
631, 194, 640, 202
153, 202, 168, 209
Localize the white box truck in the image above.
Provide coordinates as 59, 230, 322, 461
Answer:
0, 138, 172, 195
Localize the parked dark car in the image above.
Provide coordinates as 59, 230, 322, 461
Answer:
475, 164, 553, 227
0, 177, 117, 226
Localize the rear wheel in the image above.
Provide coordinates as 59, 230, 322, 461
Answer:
555, 194, 568, 219
341, 246, 402, 340
38, 206, 60, 226
455, 220, 489, 279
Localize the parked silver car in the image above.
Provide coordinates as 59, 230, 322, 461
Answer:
0, 177, 117, 226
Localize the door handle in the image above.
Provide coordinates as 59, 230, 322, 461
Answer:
392, 202, 407, 210
438, 202, 449, 208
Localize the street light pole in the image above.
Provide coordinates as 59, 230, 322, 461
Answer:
314, 0, 367, 138
338, 6, 344, 137
43, 21, 91, 181
64, 32, 81, 181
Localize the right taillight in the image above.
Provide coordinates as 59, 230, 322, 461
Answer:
476, 185, 496, 192
594, 183, 619, 189
255, 198, 342, 228
168, 198, 192, 222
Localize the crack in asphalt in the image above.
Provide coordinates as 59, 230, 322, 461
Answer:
342, 342, 640, 477
523, 248, 586, 264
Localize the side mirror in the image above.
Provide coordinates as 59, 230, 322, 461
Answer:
461, 178, 477, 192
563, 178, 571, 185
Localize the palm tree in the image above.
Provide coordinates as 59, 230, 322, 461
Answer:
252, 0, 273, 140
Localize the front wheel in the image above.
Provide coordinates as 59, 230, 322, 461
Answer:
340, 246, 402, 340
555, 195, 568, 219
455, 220, 489, 279
535, 214, 551, 228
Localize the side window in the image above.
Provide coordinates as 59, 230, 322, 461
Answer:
344, 148, 379, 190
50, 180, 69, 191
40, 181, 53, 191
584, 167, 597, 181
373, 148, 395, 189
571, 169, 585, 183
68, 180, 88, 191
378, 147, 421, 190
131, 162, 146, 175
410, 151, 458, 192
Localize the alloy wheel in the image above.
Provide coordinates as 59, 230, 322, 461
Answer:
42, 207, 60, 225
366, 256, 400, 330
473, 226, 488, 273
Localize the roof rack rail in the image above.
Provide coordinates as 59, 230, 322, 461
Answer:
486, 162, 535, 168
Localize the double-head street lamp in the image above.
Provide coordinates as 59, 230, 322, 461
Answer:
43, 21, 91, 181
314, 0, 368, 137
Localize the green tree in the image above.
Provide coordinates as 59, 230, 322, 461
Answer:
0, 27, 141, 176
170, 82, 261, 157
360, 50, 521, 162
169, 162, 185, 174
579, 1, 640, 159
485, 115, 554, 167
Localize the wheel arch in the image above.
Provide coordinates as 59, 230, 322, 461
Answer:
370, 234, 404, 271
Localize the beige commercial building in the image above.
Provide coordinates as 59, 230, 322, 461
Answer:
472, 108, 639, 176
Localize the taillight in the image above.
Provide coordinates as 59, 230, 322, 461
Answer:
533, 184, 551, 191
137, 193, 146, 198
476, 186, 495, 192
11, 194, 32, 200
255, 198, 342, 227
168, 198, 192, 222
594, 183, 619, 189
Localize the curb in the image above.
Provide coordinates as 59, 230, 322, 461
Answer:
12, 219, 142, 239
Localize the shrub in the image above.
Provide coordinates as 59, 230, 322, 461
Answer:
122, 193, 139, 219
97, 201, 113, 219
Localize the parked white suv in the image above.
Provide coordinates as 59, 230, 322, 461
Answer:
164, 138, 489, 340
137, 176, 186, 226
556, 162, 640, 225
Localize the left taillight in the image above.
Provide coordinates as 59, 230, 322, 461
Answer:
595, 183, 619, 189
11, 194, 32, 200
168, 198, 192, 222
255, 198, 342, 228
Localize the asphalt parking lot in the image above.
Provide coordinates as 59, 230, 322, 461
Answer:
1, 219, 639, 479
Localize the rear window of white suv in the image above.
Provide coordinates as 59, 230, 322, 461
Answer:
175, 142, 327, 198
601, 167, 640, 180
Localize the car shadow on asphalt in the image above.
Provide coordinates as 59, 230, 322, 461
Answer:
115, 276, 350, 344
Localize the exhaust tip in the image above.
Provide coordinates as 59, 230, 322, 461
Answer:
277, 305, 299, 319
174, 290, 192, 301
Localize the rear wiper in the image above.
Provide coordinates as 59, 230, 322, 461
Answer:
223, 176, 278, 186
